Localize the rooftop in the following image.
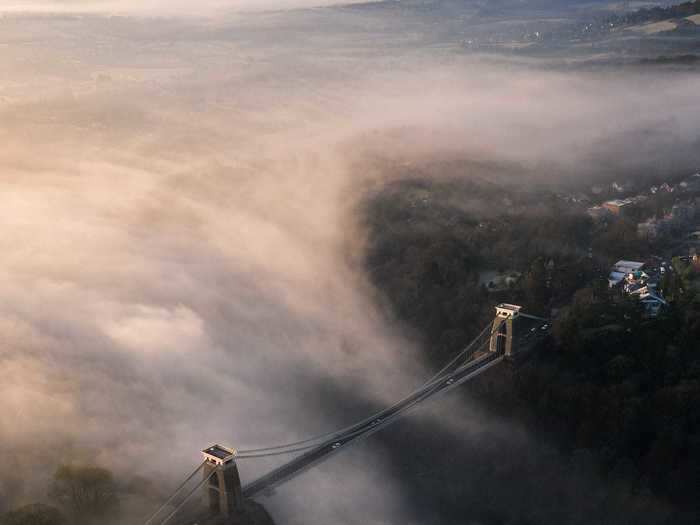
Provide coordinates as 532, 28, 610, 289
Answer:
202, 444, 237, 464
604, 199, 632, 207
496, 303, 522, 319
613, 260, 645, 270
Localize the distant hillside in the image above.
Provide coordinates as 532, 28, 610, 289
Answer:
610, 0, 700, 26
477, 0, 700, 64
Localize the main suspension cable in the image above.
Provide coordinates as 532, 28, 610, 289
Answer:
158, 468, 217, 525
142, 461, 206, 525
237, 336, 496, 459
236, 322, 493, 456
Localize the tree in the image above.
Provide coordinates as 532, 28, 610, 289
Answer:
1, 504, 65, 525
524, 257, 549, 314
49, 465, 119, 524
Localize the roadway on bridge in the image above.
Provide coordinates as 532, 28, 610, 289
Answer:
241, 349, 504, 498
144, 314, 550, 525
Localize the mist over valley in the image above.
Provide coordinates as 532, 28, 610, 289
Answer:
1, 1, 699, 525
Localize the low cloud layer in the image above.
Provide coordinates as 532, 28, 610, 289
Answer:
0, 6, 698, 525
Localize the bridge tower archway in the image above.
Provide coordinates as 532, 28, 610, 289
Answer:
202, 445, 244, 523
489, 304, 521, 357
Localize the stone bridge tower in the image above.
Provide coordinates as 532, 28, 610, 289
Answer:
489, 303, 521, 357
202, 445, 244, 523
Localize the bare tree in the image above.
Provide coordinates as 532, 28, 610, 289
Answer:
49, 465, 119, 524
1, 503, 65, 525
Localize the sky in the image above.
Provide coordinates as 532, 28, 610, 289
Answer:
0, 0, 380, 15
0, 3, 698, 525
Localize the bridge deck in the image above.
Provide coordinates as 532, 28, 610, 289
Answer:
242, 351, 503, 498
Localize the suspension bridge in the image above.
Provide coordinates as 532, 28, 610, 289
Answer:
142, 304, 549, 525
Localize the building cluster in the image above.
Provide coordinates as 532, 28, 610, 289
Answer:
585, 172, 700, 241
587, 195, 649, 220
608, 260, 667, 317
637, 201, 699, 239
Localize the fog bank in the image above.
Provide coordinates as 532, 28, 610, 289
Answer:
0, 6, 699, 524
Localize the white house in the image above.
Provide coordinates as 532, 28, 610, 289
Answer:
608, 260, 645, 287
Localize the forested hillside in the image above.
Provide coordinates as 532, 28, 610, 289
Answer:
362, 174, 700, 518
